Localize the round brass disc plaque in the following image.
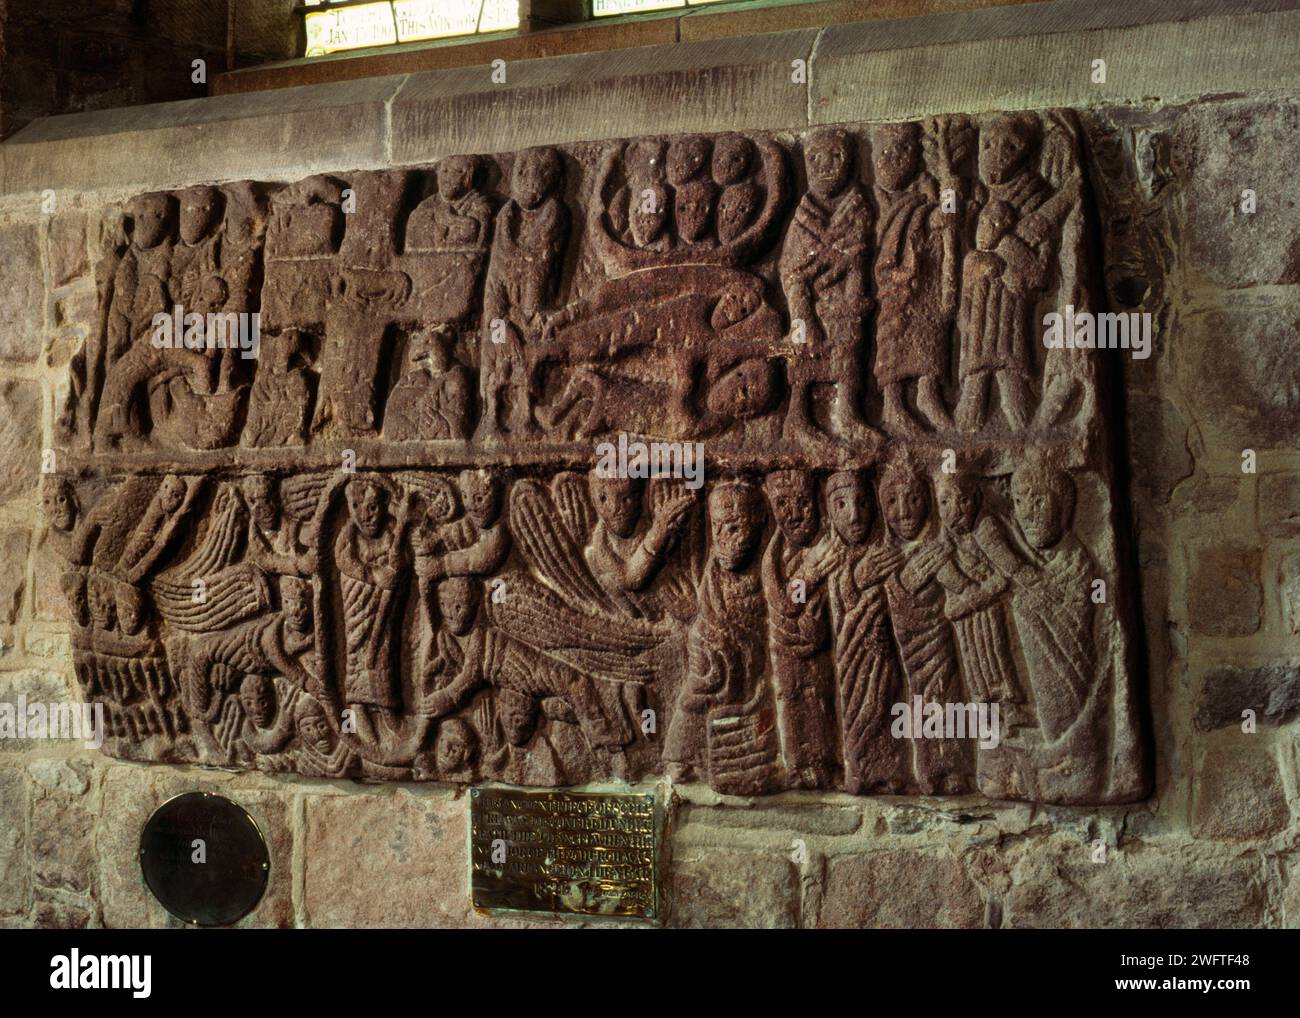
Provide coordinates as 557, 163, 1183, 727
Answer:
139, 791, 270, 927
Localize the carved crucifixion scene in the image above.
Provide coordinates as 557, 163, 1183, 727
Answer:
48, 110, 1147, 805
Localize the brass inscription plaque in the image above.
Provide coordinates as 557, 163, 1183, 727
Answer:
470, 788, 657, 919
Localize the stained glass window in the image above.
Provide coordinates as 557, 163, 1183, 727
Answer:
300, 0, 742, 58
591, 0, 730, 15
303, 0, 521, 57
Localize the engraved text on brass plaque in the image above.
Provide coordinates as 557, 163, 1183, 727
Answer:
470, 789, 657, 919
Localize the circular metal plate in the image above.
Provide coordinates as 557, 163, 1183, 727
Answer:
139, 791, 270, 927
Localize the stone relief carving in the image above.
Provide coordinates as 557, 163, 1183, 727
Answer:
49, 111, 1149, 805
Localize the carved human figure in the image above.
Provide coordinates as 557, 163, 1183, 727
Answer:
106, 193, 174, 352
438, 470, 510, 579
590, 139, 667, 272
956, 201, 1042, 432
483, 688, 561, 785
243, 330, 312, 447
83, 570, 172, 741
333, 477, 413, 713
217, 182, 268, 320
214, 673, 302, 764
384, 328, 472, 441
177, 571, 318, 733
114, 579, 146, 635
823, 470, 909, 794
666, 135, 711, 189
713, 134, 761, 243
200, 182, 268, 418
241, 474, 317, 582
88, 572, 117, 633
921, 471, 1024, 710
43, 476, 79, 537
171, 186, 226, 325
96, 193, 208, 449
277, 574, 317, 673
408, 476, 460, 616
482, 683, 619, 786
292, 695, 354, 777
760, 469, 840, 789
423, 574, 501, 698
588, 132, 787, 276
411, 470, 509, 675
664, 480, 774, 790
45, 480, 90, 632
955, 114, 1075, 432
423, 576, 629, 783
480, 147, 568, 437
616, 138, 665, 237
211, 183, 269, 430
871, 121, 965, 433
605, 139, 671, 255
42, 476, 125, 628
406, 155, 492, 252
585, 471, 693, 620
114, 473, 195, 583
116, 186, 248, 450
429, 716, 478, 781
1003, 461, 1096, 741
1034, 112, 1091, 430
158, 474, 188, 515
239, 674, 277, 728
264, 174, 345, 262
779, 128, 874, 442
674, 179, 718, 249
629, 181, 671, 251
878, 453, 971, 794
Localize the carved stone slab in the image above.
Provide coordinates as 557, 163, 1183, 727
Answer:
47, 111, 1149, 805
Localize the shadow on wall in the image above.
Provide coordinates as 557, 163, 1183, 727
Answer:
0, 0, 298, 141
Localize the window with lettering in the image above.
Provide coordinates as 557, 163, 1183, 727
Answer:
592, 0, 733, 14
300, 0, 749, 57
302, 0, 521, 57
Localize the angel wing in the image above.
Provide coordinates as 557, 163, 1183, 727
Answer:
150, 562, 270, 632
176, 485, 245, 577
508, 478, 614, 611
116, 476, 206, 582
280, 473, 334, 523
398, 472, 459, 522
486, 578, 665, 682
551, 471, 595, 544
150, 486, 269, 631
647, 477, 705, 585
